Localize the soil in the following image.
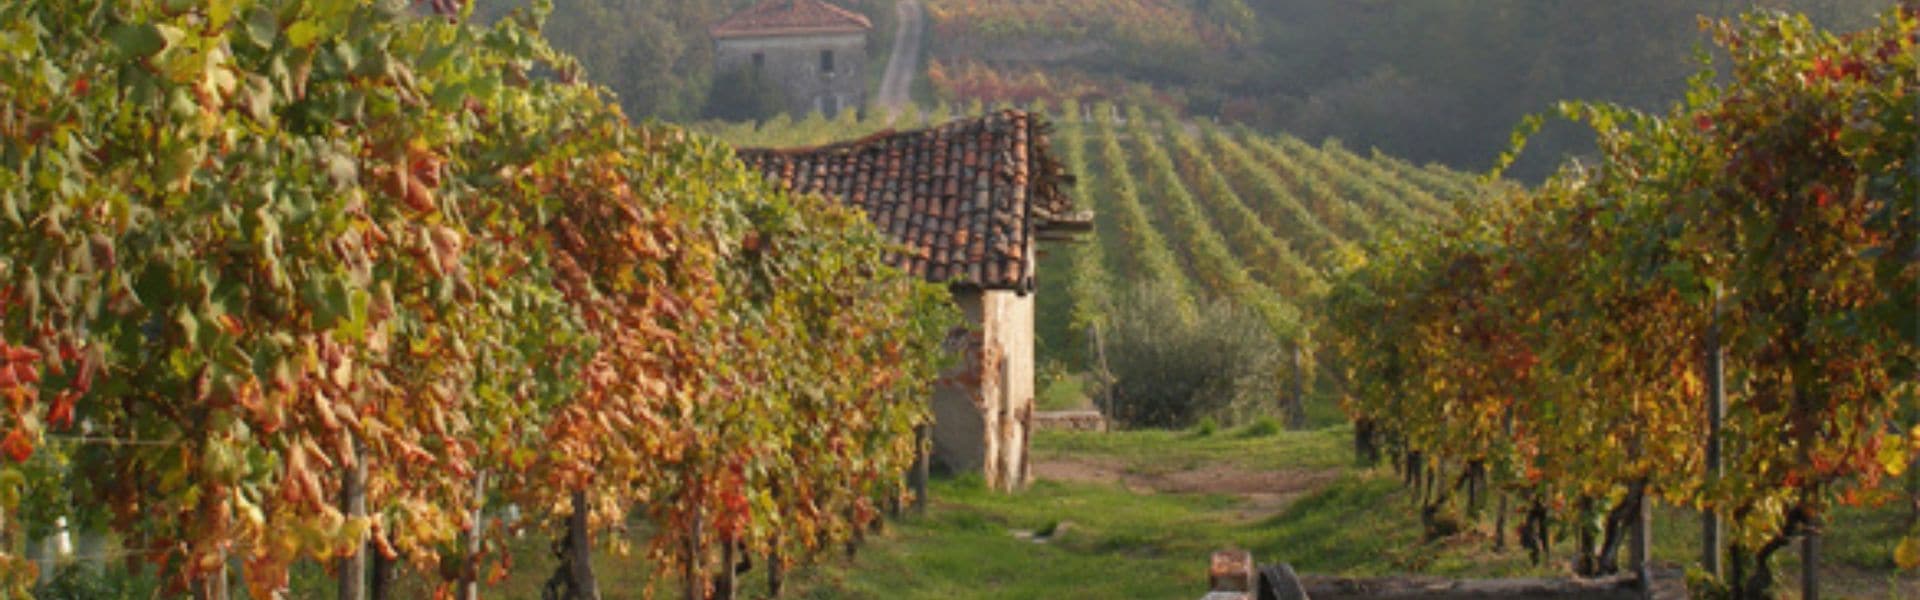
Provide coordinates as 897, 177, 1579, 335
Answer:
1031, 455, 1341, 517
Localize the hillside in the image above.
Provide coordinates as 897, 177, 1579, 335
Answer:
474, 0, 1888, 178
915, 0, 1887, 179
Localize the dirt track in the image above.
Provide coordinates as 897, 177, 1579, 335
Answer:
875, 0, 924, 118
1033, 455, 1341, 517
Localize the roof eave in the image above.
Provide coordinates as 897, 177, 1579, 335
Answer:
711, 25, 871, 39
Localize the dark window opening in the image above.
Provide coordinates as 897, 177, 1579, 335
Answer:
820, 50, 834, 74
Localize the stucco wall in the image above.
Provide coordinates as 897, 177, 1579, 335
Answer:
931, 291, 992, 479
988, 289, 1035, 489
928, 288, 1034, 491
715, 32, 867, 117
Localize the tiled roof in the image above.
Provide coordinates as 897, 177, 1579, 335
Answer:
738, 110, 1077, 291
710, 0, 873, 39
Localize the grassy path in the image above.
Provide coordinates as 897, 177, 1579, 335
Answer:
422, 426, 1920, 598
779, 427, 1920, 600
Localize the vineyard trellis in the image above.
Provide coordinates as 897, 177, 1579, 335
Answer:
0, 1, 954, 598
1327, 8, 1920, 598
1165, 124, 1323, 300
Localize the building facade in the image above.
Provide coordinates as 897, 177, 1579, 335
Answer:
737, 110, 1086, 491
711, 0, 871, 118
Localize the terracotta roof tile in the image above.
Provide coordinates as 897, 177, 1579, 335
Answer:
738, 110, 1074, 290
710, 0, 873, 39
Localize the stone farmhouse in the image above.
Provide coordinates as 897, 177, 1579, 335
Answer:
710, 0, 871, 118
737, 110, 1087, 491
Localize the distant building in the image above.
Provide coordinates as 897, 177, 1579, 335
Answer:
710, 0, 871, 118
738, 110, 1090, 491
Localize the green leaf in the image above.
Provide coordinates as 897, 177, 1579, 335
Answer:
286, 21, 324, 48
107, 23, 167, 62
243, 6, 278, 47
174, 307, 198, 349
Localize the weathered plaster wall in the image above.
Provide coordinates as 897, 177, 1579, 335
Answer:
986, 289, 1034, 490
928, 288, 1033, 491
715, 32, 867, 117
931, 290, 992, 480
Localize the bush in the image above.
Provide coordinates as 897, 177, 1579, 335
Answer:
1236, 416, 1282, 438
1101, 281, 1281, 428
1192, 417, 1218, 437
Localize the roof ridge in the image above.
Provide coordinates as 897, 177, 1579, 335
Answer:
734, 110, 1075, 291
742, 110, 1025, 155
710, 0, 874, 39
808, 0, 872, 28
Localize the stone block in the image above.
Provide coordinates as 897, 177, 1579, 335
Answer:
1210, 549, 1256, 593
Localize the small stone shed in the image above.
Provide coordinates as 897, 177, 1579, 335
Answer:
738, 110, 1085, 491
710, 0, 871, 118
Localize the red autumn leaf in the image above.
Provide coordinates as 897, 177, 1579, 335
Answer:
1840, 59, 1866, 80
410, 152, 444, 189
1813, 185, 1835, 208
217, 314, 244, 336
1, 428, 32, 463
12, 364, 38, 385
404, 178, 436, 213
48, 390, 76, 429
4, 345, 40, 364
1810, 57, 1838, 81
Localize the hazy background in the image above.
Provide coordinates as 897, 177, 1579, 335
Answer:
479, 0, 1888, 179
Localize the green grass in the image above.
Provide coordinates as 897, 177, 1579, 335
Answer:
785, 474, 1235, 598
242, 427, 1920, 598
780, 426, 1421, 598
1034, 371, 1091, 412
1033, 423, 1352, 475
779, 428, 1920, 599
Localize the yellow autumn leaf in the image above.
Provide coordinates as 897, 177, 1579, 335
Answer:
1882, 434, 1910, 477
1896, 536, 1920, 570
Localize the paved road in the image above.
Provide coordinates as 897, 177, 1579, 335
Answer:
875, 0, 924, 122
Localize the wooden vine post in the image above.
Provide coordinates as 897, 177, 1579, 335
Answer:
339, 439, 368, 600
1701, 307, 1725, 579
460, 471, 488, 600
1286, 343, 1307, 429
569, 490, 599, 600
768, 548, 785, 598
683, 504, 703, 600
716, 535, 738, 600
1494, 406, 1514, 553
911, 425, 930, 514
193, 557, 229, 600
1631, 484, 1651, 600
1802, 512, 1819, 600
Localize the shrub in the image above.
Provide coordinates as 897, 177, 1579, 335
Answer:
1192, 417, 1219, 437
1101, 281, 1281, 428
1236, 416, 1282, 438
